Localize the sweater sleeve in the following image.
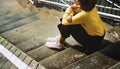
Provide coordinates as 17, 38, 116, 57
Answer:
62, 11, 86, 25
63, 6, 74, 19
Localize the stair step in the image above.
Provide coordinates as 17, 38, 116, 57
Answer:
64, 52, 118, 69
0, 0, 22, 9
1, 12, 58, 45
109, 62, 120, 69
27, 45, 59, 61
15, 36, 45, 52
64, 42, 120, 69
108, 26, 120, 41
0, 9, 12, 16
104, 22, 113, 31
0, 12, 39, 33
0, 1, 22, 18
0, 9, 37, 27
99, 22, 119, 43
0, 9, 23, 21
39, 46, 87, 69
104, 26, 120, 43
104, 32, 117, 43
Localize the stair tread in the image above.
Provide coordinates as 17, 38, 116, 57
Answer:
104, 25, 120, 43
27, 45, 59, 61
64, 42, 120, 69
0, 12, 39, 33
39, 46, 87, 69
0, 9, 37, 27
108, 26, 120, 41
64, 52, 118, 69
0, 9, 12, 16
15, 36, 44, 52
0, 0, 24, 20
0, 0, 22, 14
0, 9, 23, 21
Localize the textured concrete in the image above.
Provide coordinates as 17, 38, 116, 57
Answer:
0, 0, 119, 69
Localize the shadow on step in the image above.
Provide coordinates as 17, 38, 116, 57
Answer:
71, 40, 120, 61
71, 39, 114, 54
100, 41, 120, 61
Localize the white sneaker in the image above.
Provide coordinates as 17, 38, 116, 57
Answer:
45, 41, 64, 49
46, 36, 59, 42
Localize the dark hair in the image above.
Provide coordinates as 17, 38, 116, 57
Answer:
78, 0, 97, 11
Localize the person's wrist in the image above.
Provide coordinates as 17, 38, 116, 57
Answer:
67, 15, 72, 23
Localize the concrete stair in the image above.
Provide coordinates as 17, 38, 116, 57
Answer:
39, 47, 86, 69
0, 11, 37, 33
0, 0, 119, 69
0, 11, 39, 33
64, 42, 120, 69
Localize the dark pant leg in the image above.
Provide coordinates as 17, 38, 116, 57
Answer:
58, 24, 105, 51
58, 24, 71, 38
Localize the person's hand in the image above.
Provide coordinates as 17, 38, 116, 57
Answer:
71, 4, 81, 13
67, 15, 72, 23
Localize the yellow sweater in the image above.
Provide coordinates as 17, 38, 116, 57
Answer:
62, 6, 105, 36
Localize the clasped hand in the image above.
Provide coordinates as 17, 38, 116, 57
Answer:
67, 4, 81, 23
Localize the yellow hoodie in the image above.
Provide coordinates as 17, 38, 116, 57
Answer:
62, 6, 105, 36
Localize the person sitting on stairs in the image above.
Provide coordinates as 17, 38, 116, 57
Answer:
46, 0, 105, 51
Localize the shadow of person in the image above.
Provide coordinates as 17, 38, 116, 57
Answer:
100, 41, 120, 61
71, 39, 114, 54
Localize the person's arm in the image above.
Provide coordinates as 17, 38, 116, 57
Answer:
66, 5, 81, 23
63, 6, 74, 19
62, 11, 86, 25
